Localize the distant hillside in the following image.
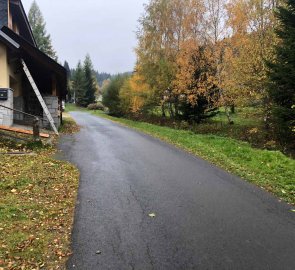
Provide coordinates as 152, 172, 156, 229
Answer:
94, 72, 112, 86
94, 71, 133, 86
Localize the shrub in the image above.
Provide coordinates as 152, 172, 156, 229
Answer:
87, 102, 105, 111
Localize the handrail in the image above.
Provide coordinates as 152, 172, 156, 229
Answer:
0, 104, 49, 122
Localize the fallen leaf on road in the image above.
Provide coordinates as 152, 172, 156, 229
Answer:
291, 209, 295, 212
149, 213, 156, 218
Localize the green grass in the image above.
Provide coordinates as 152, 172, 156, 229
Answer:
64, 103, 87, 113
212, 106, 264, 126
67, 105, 295, 205
0, 129, 79, 269
131, 106, 272, 150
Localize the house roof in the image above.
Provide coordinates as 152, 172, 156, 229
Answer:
0, 26, 67, 98
10, 0, 37, 47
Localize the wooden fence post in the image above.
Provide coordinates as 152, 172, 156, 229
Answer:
33, 117, 40, 141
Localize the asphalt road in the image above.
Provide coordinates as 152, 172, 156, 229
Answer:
59, 112, 295, 270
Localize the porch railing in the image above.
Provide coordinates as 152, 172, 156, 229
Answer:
0, 104, 52, 140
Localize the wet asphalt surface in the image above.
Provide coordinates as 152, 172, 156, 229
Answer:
59, 112, 295, 270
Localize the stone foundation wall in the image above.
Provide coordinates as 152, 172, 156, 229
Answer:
43, 96, 60, 129
0, 88, 13, 126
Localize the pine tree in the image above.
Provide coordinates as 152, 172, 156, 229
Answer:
64, 61, 71, 80
267, 0, 295, 147
72, 62, 86, 107
64, 61, 72, 101
28, 0, 57, 60
83, 55, 97, 106
103, 75, 127, 116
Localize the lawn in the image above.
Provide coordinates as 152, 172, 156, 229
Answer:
67, 105, 295, 205
147, 106, 272, 150
0, 116, 79, 269
193, 107, 271, 147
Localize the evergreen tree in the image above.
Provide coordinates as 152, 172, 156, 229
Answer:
83, 55, 97, 106
102, 75, 127, 116
72, 62, 86, 106
267, 0, 295, 146
64, 61, 72, 101
28, 0, 57, 60
64, 61, 71, 80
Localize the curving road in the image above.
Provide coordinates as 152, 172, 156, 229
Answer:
59, 112, 295, 270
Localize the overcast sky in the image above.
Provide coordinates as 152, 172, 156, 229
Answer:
21, 0, 148, 74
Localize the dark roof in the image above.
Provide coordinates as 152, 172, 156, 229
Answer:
10, 0, 37, 47
0, 26, 67, 98
0, 0, 8, 29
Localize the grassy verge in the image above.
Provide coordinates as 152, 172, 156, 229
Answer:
59, 112, 80, 134
0, 116, 79, 269
64, 103, 87, 113
68, 107, 295, 205
133, 106, 275, 151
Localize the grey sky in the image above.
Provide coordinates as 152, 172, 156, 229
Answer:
21, 0, 148, 73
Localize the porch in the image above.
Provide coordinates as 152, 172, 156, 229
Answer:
0, 26, 67, 132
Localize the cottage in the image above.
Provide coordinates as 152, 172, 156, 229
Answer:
0, 0, 66, 133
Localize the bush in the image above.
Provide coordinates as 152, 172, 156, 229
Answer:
87, 102, 105, 111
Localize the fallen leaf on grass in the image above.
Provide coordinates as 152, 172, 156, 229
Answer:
0, 139, 79, 269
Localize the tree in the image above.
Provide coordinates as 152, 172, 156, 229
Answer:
28, 0, 57, 60
102, 75, 128, 116
136, 0, 178, 116
267, 0, 295, 147
224, 0, 277, 105
64, 61, 71, 80
174, 42, 219, 122
83, 55, 97, 106
64, 61, 72, 102
136, 0, 208, 118
120, 71, 151, 115
72, 62, 86, 106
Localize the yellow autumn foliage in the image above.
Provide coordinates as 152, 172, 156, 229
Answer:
120, 73, 151, 114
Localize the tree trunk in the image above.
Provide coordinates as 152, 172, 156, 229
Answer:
230, 104, 235, 114
169, 102, 174, 119
225, 106, 234, 125
161, 104, 166, 118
